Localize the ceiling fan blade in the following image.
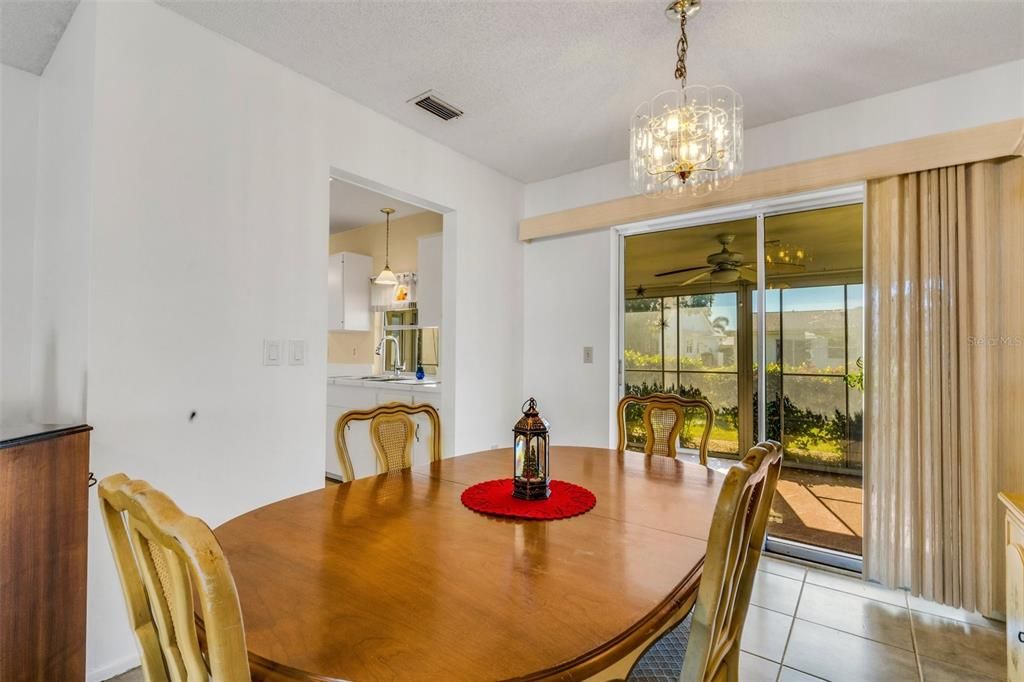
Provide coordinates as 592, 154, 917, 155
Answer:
654, 265, 712, 278
739, 267, 759, 280
679, 269, 712, 287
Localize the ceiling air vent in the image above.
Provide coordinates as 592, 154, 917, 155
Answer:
408, 90, 463, 121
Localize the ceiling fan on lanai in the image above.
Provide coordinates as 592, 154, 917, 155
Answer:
653, 234, 805, 286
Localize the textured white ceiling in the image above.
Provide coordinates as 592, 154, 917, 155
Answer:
156, 0, 1024, 182
330, 179, 425, 234
7, 1, 1021, 181
1, 0, 80, 75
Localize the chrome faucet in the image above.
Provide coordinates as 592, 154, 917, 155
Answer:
375, 335, 404, 376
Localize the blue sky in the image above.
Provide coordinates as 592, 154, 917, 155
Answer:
700, 285, 865, 330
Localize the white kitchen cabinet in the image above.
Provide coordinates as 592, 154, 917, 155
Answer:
326, 384, 378, 480
413, 392, 440, 409
409, 391, 442, 469
409, 411, 433, 469
377, 388, 413, 405
327, 402, 377, 481
342, 420, 377, 480
416, 234, 442, 328
327, 252, 372, 331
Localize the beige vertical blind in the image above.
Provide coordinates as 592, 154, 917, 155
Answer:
865, 156, 1024, 618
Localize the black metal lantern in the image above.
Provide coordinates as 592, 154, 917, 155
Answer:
513, 397, 550, 500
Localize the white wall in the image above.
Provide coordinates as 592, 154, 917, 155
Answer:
1, 65, 40, 423
80, 2, 523, 678
525, 59, 1024, 218
523, 58, 1024, 447
30, 0, 96, 426
523, 228, 619, 448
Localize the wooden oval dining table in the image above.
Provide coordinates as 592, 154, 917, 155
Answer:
214, 446, 725, 681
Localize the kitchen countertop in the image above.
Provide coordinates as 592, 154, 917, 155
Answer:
0, 423, 93, 449
328, 375, 442, 393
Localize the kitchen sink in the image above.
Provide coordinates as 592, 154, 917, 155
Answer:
333, 375, 438, 385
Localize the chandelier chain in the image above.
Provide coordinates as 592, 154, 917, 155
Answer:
674, 8, 688, 86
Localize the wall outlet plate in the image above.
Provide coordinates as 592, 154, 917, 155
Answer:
288, 339, 306, 366
583, 346, 594, 364
263, 339, 282, 366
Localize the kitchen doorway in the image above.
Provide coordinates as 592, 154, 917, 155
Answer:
324, 172, 452, 480
619, 186, 865, 570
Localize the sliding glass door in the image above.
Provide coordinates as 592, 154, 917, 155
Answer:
758, 205, 864, 563
622, 218, 756, 458
622, 191, 864, 569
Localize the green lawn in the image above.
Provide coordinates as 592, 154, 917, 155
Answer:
626, 419, 850, 468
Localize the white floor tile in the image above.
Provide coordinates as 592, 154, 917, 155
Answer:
751, 570, 803, 615
741, 604, 794, 663
783, 619, 919, 681
759, 555, 808, 581
740, 651, 781, 681
804, 568, 908, 607
907, 594, 1005, 632
778, 667, 825, 682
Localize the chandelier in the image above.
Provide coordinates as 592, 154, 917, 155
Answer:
765, 240, 808, 267
630, 0, 743, 198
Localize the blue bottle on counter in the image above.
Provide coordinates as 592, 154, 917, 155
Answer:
416, 365, 425, 380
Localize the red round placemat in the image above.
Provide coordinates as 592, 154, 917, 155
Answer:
460, 479, 596, 520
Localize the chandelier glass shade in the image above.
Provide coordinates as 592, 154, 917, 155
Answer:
630, 85, 743, 198
630, 1, 743, 198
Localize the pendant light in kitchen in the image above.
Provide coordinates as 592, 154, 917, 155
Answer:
374, 208, 398, 285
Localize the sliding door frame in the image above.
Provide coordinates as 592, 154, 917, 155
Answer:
616, 182, 865, 571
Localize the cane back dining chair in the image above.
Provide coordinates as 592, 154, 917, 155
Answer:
616, 393, 715, 465
98, 473, 250, 681
335, 401, 442, 480
608, 440, 783, 682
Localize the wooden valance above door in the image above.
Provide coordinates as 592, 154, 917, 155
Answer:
518, 118, 1024, 242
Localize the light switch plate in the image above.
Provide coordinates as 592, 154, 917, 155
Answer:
288, 339, 306, 366
263, 339, 282, 366
583, 346, 594, 364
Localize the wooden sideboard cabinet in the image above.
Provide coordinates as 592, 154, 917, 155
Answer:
0, 424, 92, 681
1001, 492, 1024, 682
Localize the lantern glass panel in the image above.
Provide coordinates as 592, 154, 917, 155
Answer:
514, 434, 528, 478
521, 435, 545, 481
538, 435, 549, 480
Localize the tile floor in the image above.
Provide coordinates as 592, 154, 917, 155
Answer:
739, 556, 1006, 681
107, 555, 1007, 682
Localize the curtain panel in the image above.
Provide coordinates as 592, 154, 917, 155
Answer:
864, 156, 1024, 618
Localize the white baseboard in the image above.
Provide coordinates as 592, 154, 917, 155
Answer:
86, 653, 140, 682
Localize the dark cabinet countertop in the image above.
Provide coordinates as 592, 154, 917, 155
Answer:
0, 423, 92, 449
